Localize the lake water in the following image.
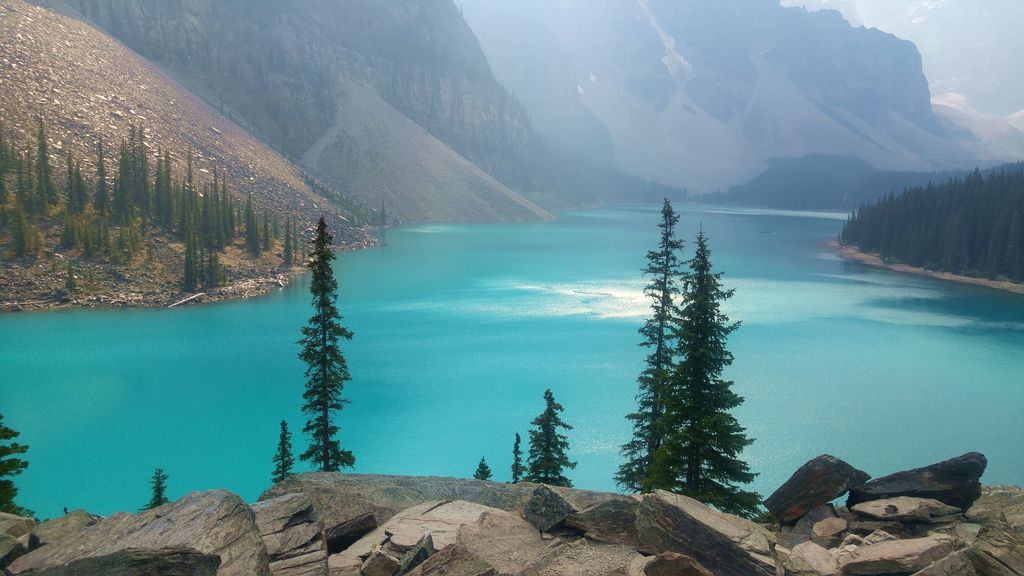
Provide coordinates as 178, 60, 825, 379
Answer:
2, 204, 1023, 519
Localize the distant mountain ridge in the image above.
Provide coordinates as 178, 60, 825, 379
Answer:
459, 0, 1010, 191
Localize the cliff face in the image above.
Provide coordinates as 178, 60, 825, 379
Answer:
460, 0, 980, 191
61, 0, 552, 222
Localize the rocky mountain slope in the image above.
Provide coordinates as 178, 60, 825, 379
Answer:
3, 452, 1022, 575
0, 0, 372, 309
50, 0, 566, 222
459, 0, 996, 192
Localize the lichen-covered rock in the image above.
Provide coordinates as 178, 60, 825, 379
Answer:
635, 490, 777, 576
765, 455, 870, 524
847, 453, 987, 510
8, 490, 269, 576
811, 517, 847, 547
630, 551, 714, 576
523, 485, 577, 532
0, 512, 35, 569
972, 526, 1024, 575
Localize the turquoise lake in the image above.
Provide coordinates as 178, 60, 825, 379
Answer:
2, 204, 1023, 519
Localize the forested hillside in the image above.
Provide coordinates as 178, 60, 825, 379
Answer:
840, 163, 1024, 281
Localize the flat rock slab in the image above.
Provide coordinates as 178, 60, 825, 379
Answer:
840, 536, 954, 575
29, 547, 220, 576
523, 485, 576, 532
851, 497, 961, 522
565, 497, 641, 547
764, 455, 870, 524
636, 490, 777, 576
847, 452, 987, 510
8, 490, 269, 576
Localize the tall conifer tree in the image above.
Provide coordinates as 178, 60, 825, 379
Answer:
142, 468, 169, 510
645, 230, 760, 518
298, 218, 355, 471
0, 413, 30, 516
272, 420, 295, 484
617, 199, 683, 492
525, 389, 575, 487
511, 432, 524, 483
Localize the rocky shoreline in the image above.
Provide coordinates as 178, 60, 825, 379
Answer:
2, 452, 1021, 575
829, 241, 1024, 296
0, 239, 376, 313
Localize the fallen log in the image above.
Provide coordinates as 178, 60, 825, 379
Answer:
167, 293, 206, 308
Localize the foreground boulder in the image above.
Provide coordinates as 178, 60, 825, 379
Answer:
635, 490, 778, 576
839, 535, 956, 574
523, 485, 576, 532
0, 512, 35, 569
847, 452, 987, 510
850, 497, 962, 523
9, 490, 270, 576
764, 455, 871, 524
967, 486, 1024, 532
565, 497, 641, 546
251, 493, 327, 576
29, 547, 220, 576
32, 510, 99, 547
631, 552, 713, 576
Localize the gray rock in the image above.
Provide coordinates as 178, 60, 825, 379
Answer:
849, 520, 903, 538
323, 512, 376, 554
564, 497, 641, 546
764, 455, 870, 524
910, 548, 1017, 576
840, 535, 955, 575
779, 505, 837, 549
631, 551, 714, 576
398, 533, 435, 574
403, 544, 496, 576
635, 490, 777, 576
851, 497, 962, 523
864, 529, 899, 545
0, 512, 35, 569
783, 541, 838, 576
251, 493, 326, 576
33, 510, 98, 547
8, 490, 269, 576
967, 486, 1024, 532
523, 485, 576, 532
972, 526, 1024, 575
847, 453, 987, 510
30, 547, 220, 576
518, 539, 641, 576
811, 517, 847, 547
361, 550, 401, 576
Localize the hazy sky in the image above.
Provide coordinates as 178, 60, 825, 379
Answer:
781, 0, 1024, 116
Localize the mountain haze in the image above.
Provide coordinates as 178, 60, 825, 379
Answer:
460, 0, 994, 191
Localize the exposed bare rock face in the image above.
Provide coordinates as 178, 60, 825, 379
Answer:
0, 512, 35, 569
251, 493, 327, 576
764, 454, 871, 524
8, 490, 270, 576
32, 510, 99, 547
28, 547, 221, 576
847, 452, 988, 510
635, 490, 778, 576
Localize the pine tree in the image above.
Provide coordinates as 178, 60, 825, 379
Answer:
511, 432, 525, 483
284, 216, 294, 266
473, 457, 492, 481
65, 260, 76, 293
0, 413, 31, 516
617, 198, 684, 493
35, 118, 56, 209
298, 217, 355, 472
262, 209, 271, 251
271, 420, 295, 484
645, 230, 760, 518
95, 138, 108, 216
11, 197, 31, 258
525, 389, 576, 487
182, 231, 198, 291
142, 468, 169, 510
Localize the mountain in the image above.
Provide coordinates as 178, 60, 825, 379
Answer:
783, 0, 1024, 117
710, 155, 964, 211
459, 0, 982, 192
51, 0, 559, 223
